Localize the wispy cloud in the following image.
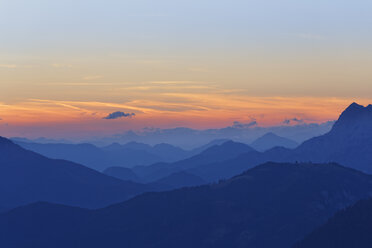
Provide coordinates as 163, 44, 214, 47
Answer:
28, 99, 150, 114
0, 64, 39, 69
1, 96, 370, 131
149, 81, 197, 85
45, 82, 115, 86
0, 64, 17, 69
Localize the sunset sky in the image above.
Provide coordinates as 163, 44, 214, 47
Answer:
1, 0, 371, 138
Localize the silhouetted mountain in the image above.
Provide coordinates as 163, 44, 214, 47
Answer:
15, 141, 170, 170
180, 141, 255, 169
97, 103, 372, 185
0, 162, 371, 248
132, 141, 256, 182
295, 198, 372, 248
0, 137, 154, 209
154, 171, 205, 189
104, 165, 205, 188
189, 139, 231, 154
332, 102, 372, 131
291, 102, 372, 173
11, 136, 73, 144
103, 167, 141, 182
153, 143, 193, 161
251, 132, 298, 151
104, 141, 194, 165
103, 141, 152, 151
182, 103, 372, 182
14, 140, 226, 171
85, 121, 333, 148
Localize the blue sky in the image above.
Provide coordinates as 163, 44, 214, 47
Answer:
1, 0, 371, 58
0, 0, 371, 138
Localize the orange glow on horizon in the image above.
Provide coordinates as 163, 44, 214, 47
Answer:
1, 95, 371, 139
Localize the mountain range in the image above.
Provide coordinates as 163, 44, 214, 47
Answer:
250, 132, 299, 151
130, 141, 256, 183
98, 103, 372, 185
0, 102, 372, 247
81, 121, 334, 148
177, 102, 372, 182
0, 162, 371, 248
13, 139, 229, 171
294, 198, 372, 248
0, 137, 160, 210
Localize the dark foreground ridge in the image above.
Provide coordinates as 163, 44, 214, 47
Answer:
294, 198, 372, 248
1, 162, 371, 248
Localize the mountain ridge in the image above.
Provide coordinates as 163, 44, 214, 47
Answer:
251, 132, 298, 151
294, 198, 372, 248
1, 162, 371, 248
0, 137, 157, 209
187, 102, 372, 181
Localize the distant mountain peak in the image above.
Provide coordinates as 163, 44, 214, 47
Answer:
251, 132, 298, 151
218, 140, 255, 151
199, 140, 253, 153
343, 102, 367, 114
349, 102, 363, 107
332, 102, 372, 132
342, 102, 372, 116
221, 140, 239, 145
262, 132, 278, 137
153, 143, 175, 148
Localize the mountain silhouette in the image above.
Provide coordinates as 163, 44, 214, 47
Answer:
102, 141, 151, 153
0, 137, 156, 210
178, 141, 256, 168
14, 141, 173, 171
131, 141, 256, 182
189, 139, 231, 154
291, 102, 372, 172
332, 102, 372, 131
96, 103, 372, 185
180, 102, 372, 182
153, 171, 206, 189
14, 140, 231, 171
0, 162, 371, 248
294, 198, 372, 248
251, 132, 299, 151
103, 166, 141, 182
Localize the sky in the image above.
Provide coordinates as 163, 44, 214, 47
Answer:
0, 0, 372, 139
